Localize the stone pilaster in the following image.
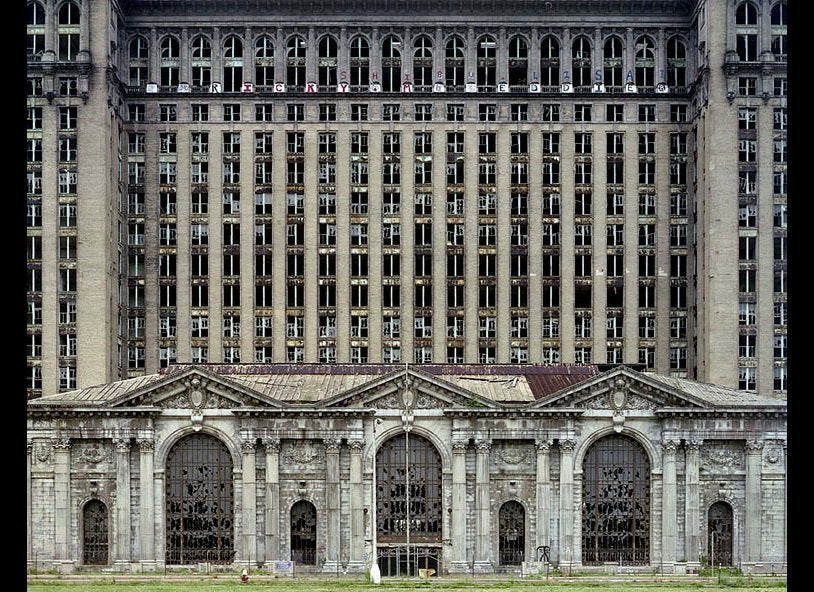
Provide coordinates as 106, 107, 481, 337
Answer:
473, 439, 494, 573
558, 439, 575, 568
114, 438, 132, 567
322, 438, 342, 573
27, 440, 32, 562
535, 439, 552, 551
137, 437, 156, 567
448, 439, 469, 573
262, 437, 280, 564
52, 437, 71, 564
745, 439, 764, 564
661, 438, 679, 569
241, 438, 257, 565
348, 440, 366, 571
684, 440, 702, 568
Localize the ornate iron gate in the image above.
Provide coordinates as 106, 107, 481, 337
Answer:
290, 500, 317, 565
82, 499, 109, 565
708, 501, 733, 567
498, 500, 525, 565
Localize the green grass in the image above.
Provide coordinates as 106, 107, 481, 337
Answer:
26, 573, 788, 592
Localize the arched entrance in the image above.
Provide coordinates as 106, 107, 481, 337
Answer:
375, 432, 442, 576
290, 500, 317, 565
581, 434, 651, 565
82, 499, 109, 565
498, 500, 525, 566
707, 501, 733, 567
165, 433, 235, 564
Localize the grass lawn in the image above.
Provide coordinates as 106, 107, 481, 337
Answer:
26, 573, 788, 592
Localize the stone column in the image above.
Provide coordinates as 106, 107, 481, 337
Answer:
448, 439, 469, 573
114, 438, 132, 567
473, 439, 494, 573
745, 439, 764, 564
244, 27, 254, 85
27, 440, 32, 562
322, 438, 341, 573
242, 439, 257, 566
348, 440, 365, 571
535, 439, 552, 552
52, 437, 71, 564
661, 439, 679, 570
137, 437, 156, 567
558, 439, 575, 568
263, 438, 280, 564
684, 440, 702, 568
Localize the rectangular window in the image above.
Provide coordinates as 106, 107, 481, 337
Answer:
351, 104, 368, 121
414, 103, 433, 121
224, 103, 241, 121
479, 103, 497, 121
574, 104, 592, 122
606, 104, 624, 122
541, 103, 560, 122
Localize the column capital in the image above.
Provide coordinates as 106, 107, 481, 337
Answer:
262, 437, 281, 452
349, 439, 365, 452
51, 437, 71, 450
687, 439, 703, 450
136, 438, 154, 452
474, 439, 492, 453
324, 438, 341, 452
536, 439, 553, 452
452, 439, 469, 452
114, 438, 131, 452
559, 439, 576, 452
661, 439, 681, 452
242, 439, 256, 453
745, 439, 764, 452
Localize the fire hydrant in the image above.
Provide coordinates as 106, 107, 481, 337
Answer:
241, 568, 249, 583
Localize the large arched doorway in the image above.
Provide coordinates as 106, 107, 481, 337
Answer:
581, 434, 651, 565
82, 499, 109, 565
290, 500, 317, 565
498, 500, 525, 566
375, 432, 442, 576
707, 501, 733, 567
165, 433, 235, 564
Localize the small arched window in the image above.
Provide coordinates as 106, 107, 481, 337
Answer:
412, 35, 433, 89
159, 36, 180, 87
286, 35, 306, 88
27, 2, 45, 60
349, 35, 370, 87
445, 35, 465, 89
571, 36, 592, 87
634, 35, 656, 88
508, 36, 528, 86
736, 2, 759, 61
318, 35, 338, 87
82, 499, 109, 565
381, 35, 402, 91
603, 36, 624, 88
771, 2, 787, 60
190, 36, 212, 88
666, 37, 687, 88
290, 500, 317, 565
540, 36, 560, 87
477, 34, 497, 89
255, 36, 275, 87
128, 36, 149, 86
222, 36, 243, 91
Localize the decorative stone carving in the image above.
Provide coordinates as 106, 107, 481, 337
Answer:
495, 442, 530, 466
241, 439, 256, 453
263, 437, 281, 452
452, 440, 469, 452
52, 437, 71, 450
701, 444, 743, 471
370, 393, 400, 409
78, 443, 111, 465
113, 438, 131, 452
536, 439, 553, 452
474, 439, 492, 453
324, 438, 341, 453
745, 439, 764, 452
35, 442, 52, 464
283, 440, 323, 465
136, 438, 154, 452
661, 439, 680, 453
559, 439, 576, 452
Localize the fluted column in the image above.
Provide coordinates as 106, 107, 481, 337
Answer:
114, 438, 132, 566
449, 439, 469, 572
558, 439, 575, 568
242, 439, 257, 565
52, 437, 71, 563
323, 438, 341, 573
349, 440, 365, 569
263, 438, 281, 563
684, 440, 702, 567
137, 437, 156, 565
661, 439, 679, 569
535, 439, 552, 552
745, 439, 764, 564
473, 439, 494, 573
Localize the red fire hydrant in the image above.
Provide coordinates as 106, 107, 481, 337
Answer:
241, 568, 249, 583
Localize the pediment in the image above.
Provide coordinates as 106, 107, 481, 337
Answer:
322, 367, 501, 410
529, 366, 708, 411
111, 367, 288, 410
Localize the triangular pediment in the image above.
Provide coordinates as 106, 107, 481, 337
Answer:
528, 366, 708, 411
322, 367, 501, 410
111, 366, 288, 410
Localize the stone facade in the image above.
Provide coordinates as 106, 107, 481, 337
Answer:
27, 363, 787, 575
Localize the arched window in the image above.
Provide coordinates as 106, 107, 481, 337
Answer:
666, 37, 687, 88
26, 2, 45, 60
381, 35, 402, 92
540, 36, 560, 87
603, 36, 624, 88
375, 432, 442, 576
581, 434, 651, 565
707, 501, 734, 567
222, 36, 243, 92
445, 35, 465, 89
57, 1, 81, 61
290, 500, 317, 565
159, 36, 180, 87
190, 35, 212, 89
736, 2, 759, 62
82, 499, 109, 565
498, 500, 525, 565
349, 35, 370, 88
771, 2, 787, 60
634, 35, 656, 88
286, 34, 306, 89
412, 35, 433, 89
508, 36, 528, 86
571, 36, 592, 87
255, 36, 275, 87
129, 36, 149, 86
318, 35, 338, 87
477, 35, 497, 90
165, 433, 234, 565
